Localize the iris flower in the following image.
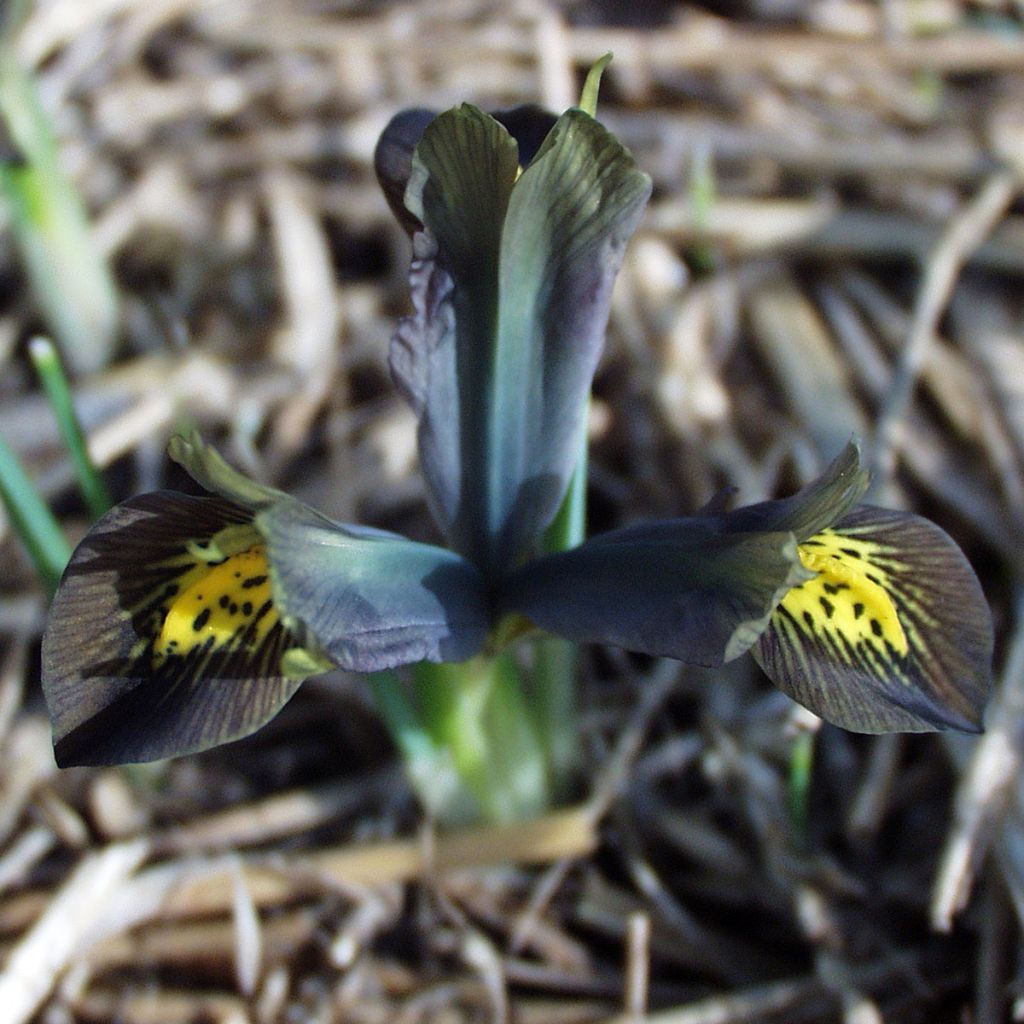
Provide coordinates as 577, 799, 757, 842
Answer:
42, 96, 992, 768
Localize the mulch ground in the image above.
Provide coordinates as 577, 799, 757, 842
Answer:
1, 1, 1023, 1021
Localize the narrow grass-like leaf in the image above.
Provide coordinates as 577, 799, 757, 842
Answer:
578, 53, 613, 118
29, 337, 111, 518
0, 48, 119, 374
787, 729, 815, 843
0, 432, 71, 593
755, 506, 992, 732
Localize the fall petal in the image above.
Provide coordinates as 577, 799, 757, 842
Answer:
42, 493, 313, 766
753, 505, 993, 733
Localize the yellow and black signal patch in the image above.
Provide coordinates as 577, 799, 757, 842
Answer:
779, 528, 909, 669
754, 505, 992, 733
153, 547, 276, 666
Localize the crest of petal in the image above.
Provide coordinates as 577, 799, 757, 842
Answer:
754, 505, 993, 732
724, 441, 869, 541
257, 498, 490, 673
393, 104, 651, 577
498, 520, 809, 666
42, 492, 313, 765
168, 429, 286, 510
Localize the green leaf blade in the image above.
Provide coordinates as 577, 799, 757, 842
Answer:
0, 432, 70, 592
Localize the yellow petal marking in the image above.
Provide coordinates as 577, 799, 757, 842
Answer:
779, 529, 908, 659
153, 546, 277, 665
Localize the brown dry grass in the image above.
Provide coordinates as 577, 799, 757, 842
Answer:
1, 1, 1023, 1021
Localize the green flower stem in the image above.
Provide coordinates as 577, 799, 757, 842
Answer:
369, 660, 551, 825
30, 337, 111, 519
365, 670, 464, 818
412, 654, 550, 824
529, 421, 589, 802
0, 46, 119, 374
0, 433, 70, 593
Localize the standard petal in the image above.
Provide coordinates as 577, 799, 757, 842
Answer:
257, 498, 490, 672
392, 104, 518, 572
489, 108, 651, 569
491, 105, 558, 165
753, 505, 993, 733
498, 520, 809, 666
374, 107, 436, 236
374, 105, 557, 237
394, 104, 651, 577
42, 493, 317, 766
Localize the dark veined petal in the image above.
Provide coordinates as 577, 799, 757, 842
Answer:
257, 498, 490, 672
753, 505, 993, 733
393, 103, 651, 577
498, 520, 810, 666
42, 493, 322, 766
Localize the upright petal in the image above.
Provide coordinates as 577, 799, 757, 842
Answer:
754, 506, 993, 732
374, 108, 437, 236
393, 103, 651, 577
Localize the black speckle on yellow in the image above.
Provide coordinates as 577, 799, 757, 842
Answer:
820, 597, 834, 619
853, 602, 864, 618
870, 619, 883, 637
154, 546, 278, 666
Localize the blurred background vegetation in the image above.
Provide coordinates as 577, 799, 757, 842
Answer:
0, 1, 1023, 1021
